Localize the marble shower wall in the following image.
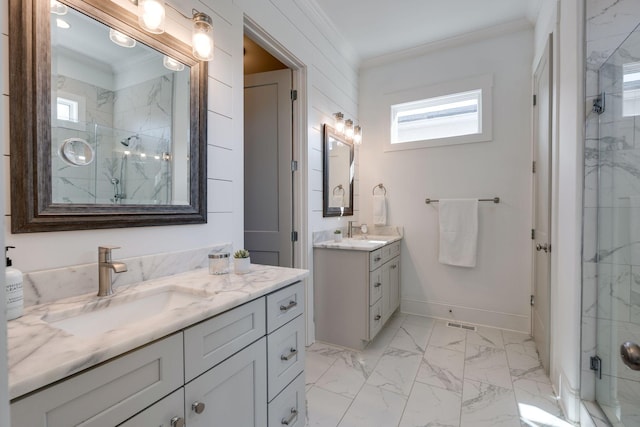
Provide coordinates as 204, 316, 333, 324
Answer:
582, 0, 640, 410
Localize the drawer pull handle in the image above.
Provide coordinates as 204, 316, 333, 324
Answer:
374, 257, 381, 262
282, 408, 298, 425
281, 347, 298, 361
170, 417, 185, 427
374, 282, 382, 288
280, 300, 298, 312
374, 314, 381, 321
391, 264, 397, 269
192, 401, 206, 414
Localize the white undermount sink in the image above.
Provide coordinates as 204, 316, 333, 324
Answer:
326, 238, 389, 249
42, 287, 205, 338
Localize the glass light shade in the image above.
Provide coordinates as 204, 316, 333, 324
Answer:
138, 0, 165, 34
50, 0, 68, 15
163, 55, 185, 71
334, 112, 345, 134
109, 29, 136, 48
56, 18, 70, 29
192, 12, 214, 61
345, 119, 354, 139
353, 125, 362, 145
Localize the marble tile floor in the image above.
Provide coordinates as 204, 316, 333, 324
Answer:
304, 313, 572, 427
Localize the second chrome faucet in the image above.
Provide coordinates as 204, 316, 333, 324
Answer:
98, 246, 127, 297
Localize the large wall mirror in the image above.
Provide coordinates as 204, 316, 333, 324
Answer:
323, 125, 354, 217
9, 0, 207, 233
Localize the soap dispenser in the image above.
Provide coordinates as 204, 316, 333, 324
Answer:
5, 246, 23, 320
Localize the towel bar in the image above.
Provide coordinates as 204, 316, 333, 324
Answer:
425, 197, 500, 204
372, 183, 387, 195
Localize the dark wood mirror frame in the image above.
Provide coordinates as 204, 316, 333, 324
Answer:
9, 0, 207, 233
322, 124, 354, 217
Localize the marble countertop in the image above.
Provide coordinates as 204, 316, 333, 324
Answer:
7, 264, 308, 400
313, 234, 402, 251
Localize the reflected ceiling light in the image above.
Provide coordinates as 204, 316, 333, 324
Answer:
163, 55, 185, 71
345, 119, 354, 139
50, 0, 68, 15
334, 112, 345, 134
138, 0, 165, 34
109, 29, 137, 48
192, 12, 214, 61
353, 125, 362, 145
56, 18, 70, 29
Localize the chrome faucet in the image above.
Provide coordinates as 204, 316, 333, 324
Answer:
347, 221, 358, 238
98, 246, 127, 297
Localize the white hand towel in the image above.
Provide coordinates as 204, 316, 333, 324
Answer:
332, 194, 344, 208
373, 194, 387, 225
438, 199, 478, 267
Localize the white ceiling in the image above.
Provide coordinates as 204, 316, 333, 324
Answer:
313, 0, 541, 62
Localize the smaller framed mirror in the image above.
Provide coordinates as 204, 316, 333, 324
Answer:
323, 124, 354, 217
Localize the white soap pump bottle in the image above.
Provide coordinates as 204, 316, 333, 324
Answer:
5, 246, 23, 320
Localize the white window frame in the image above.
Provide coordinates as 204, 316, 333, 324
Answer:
384, 74, 493, 151
53, 90, 86, 131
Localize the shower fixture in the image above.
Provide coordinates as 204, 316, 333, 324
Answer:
120, 134, 140, 147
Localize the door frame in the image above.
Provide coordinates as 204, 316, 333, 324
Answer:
243, 17, 312, 343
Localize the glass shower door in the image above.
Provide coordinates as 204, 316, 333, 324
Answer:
595, 23, 640, 427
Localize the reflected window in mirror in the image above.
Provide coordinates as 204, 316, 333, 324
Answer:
323, 125, 354, 217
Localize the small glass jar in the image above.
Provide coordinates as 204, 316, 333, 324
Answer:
208, 252, 230, 275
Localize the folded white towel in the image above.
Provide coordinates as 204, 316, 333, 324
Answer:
331, 194, 344, 208
438, 199, 478, 267
373, 194, 387, 225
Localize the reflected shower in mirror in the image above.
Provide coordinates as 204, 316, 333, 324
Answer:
51, 6, 190, 205
323, 125, 354, 217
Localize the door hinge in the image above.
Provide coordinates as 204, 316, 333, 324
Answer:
532, 161, 536, 173
291, 231, 298, 242
531, 229, 535, 240
530, 295, 535, 306
590, 355, 602, 379
533, 94, 537, 106
291, 89, 298, 101
593, 93, 605, 114
291, 160, 298, 172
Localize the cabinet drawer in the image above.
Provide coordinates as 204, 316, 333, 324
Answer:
268, 373, 306, 427
385, 241, 401, 262
369, 268, 383, 306
369, 299, 383, 340
11, 333, 183, 427
266, 281, 304, 333
267, 314, 305, 401
184, 298, 266, 382
369, 249, 383, 271
118, 388, 184, 427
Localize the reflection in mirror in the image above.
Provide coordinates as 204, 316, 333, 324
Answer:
323, 125, 354, 217
51, 6, 190, 205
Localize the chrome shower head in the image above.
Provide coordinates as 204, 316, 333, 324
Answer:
120, 134, 139, 147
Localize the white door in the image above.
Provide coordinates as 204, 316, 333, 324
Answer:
244, 69, 293, 267
532, 35, 553, 373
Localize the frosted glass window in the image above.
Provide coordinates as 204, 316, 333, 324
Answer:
56, 97, 79, 123
391, 90, 482, 144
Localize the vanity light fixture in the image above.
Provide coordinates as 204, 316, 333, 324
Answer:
191, 12, 214, 61
334, 112, 345, 134
137, 0, 166, 34
56, 18, 70, 29
109, 29, 137, 48
50, 0, 68, 15
163, 55, 185, 71
353, 125, 362, 145
345, 119, 354, 139
130, 0, 215, 62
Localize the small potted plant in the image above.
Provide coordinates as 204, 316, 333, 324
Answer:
233, 249, 251, 274
334, 229, 342, 242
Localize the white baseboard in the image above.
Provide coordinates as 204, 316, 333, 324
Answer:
401, 298, 530, 333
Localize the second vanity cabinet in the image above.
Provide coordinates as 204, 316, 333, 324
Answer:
10, 281, 306, 427
314, 240, 401, 350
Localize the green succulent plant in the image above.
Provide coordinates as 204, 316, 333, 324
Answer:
234, 249, 250, 259
334, 229, 342, 234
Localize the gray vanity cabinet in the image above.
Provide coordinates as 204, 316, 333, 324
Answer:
119, 389, 184, 427
314, 240, 401, 350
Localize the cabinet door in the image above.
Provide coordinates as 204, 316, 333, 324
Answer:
185, 337, 267, 427
118, 388, 184, 427
11, 334, 183, 427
